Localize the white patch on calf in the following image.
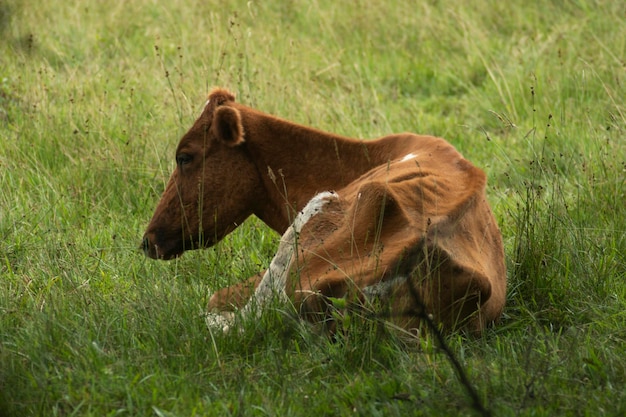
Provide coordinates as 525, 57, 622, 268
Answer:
200, 99, 210, 116
205, 191, 338, 333
205, 311, 233, 333
401, 152, 417, 162
361, 275, 408, 301
293, 191, 337, 232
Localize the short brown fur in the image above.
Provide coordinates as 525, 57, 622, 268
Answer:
142, 88, 506, 334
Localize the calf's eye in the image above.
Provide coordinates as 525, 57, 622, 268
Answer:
176, 154, 193, 166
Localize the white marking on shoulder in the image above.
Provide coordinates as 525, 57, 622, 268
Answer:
200, 99, 210, 116
293, 191, 337, 233
401, 152, 417, 162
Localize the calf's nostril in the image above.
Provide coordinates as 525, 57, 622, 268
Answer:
141, 236, 151, 253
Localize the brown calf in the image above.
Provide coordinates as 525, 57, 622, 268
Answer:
142, 88, 506, 334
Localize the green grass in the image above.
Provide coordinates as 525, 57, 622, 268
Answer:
1, 0, 625, 415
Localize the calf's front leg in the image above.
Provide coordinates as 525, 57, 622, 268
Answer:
204, 228, 295, 333
205, 192, 337, 333
207, 272, 264, 312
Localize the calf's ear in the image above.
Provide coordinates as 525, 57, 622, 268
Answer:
212, 106, 245, 146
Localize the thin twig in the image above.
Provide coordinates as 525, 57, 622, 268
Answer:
405, 279, 492, 417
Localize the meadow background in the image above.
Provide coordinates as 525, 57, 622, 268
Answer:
1, 0, 625, 415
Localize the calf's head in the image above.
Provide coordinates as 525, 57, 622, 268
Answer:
142, 89, 259, 259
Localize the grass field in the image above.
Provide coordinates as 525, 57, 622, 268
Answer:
1, 0, 625, 415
